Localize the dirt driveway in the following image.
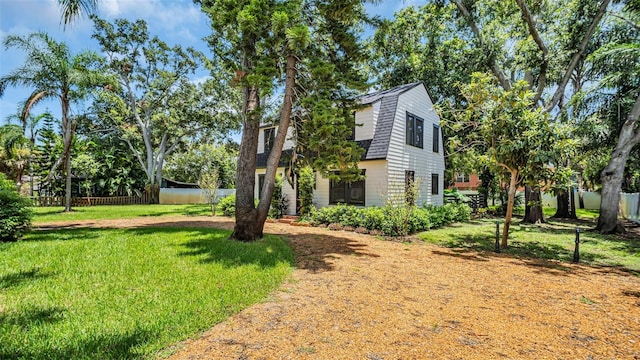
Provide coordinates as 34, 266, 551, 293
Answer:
37, 216, 640, 359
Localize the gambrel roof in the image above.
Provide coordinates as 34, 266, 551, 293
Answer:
361, 81, 423, 160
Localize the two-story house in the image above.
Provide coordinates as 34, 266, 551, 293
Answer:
255, 81, 445, 215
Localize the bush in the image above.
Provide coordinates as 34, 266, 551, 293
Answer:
298, 166, 315, 216
0, 182, 33, 241
308, 202, 470, 236
268, 174, 287, 219
218, 194, 236, 217
408, 208, 431, 233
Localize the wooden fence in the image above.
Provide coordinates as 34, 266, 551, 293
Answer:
31, 194, 150, 207
444, 193, 485, 212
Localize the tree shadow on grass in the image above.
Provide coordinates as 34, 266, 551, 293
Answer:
427, 230, 614, 276
0, 305, 66, 327
24, 227, 106, 242
1, 326, 156, 360
0, 268, 53, 290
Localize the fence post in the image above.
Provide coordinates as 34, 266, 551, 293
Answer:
495, 221, 500, 253
573, 228, 580, 263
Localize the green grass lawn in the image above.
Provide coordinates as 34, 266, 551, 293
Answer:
419, 213, 640, 273
0, 226, 293, 359
33, 204, 213, 223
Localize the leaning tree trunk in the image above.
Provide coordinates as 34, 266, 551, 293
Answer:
577, 173, 585, 209
597, 94, 640, 233
232, 54, 297, 241
522, 185, 544, 223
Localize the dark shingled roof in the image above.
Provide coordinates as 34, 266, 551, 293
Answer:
256, 140, 373, 169
256, 82, 424, 167
361, 82, 423, 160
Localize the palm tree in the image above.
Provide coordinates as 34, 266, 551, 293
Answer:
0, 124, 29, 190
0, 32, 105, 211
58, 0, 98, 27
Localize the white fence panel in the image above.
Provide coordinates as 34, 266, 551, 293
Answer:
159, 188, 235, 204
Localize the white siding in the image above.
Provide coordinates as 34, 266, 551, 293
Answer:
255, 168, 297, 215
355, 105, 374, 140
257, 126, 295, 154
386, 84, 445, 206
313, 160, 388, 209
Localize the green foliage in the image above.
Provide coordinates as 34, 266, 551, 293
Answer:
0, 226, 293, 358
218, 194, 236, 217
309, 202, 471, 236
32, 204, 212, 222
268, 174, 287, 219
0, 174, 32, 241
418, 216, 640, 272
199, 171, 220, 216
297, 165, 315, 216
165, 143, 237, 188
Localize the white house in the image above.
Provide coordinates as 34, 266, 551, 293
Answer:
255, 82, 445, 215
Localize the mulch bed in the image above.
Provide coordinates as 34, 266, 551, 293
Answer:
36, 216, 640, 359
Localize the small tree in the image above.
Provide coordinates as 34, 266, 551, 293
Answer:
451, 73, 566, 247
0, 173, 32, 241
198, 171, 220, 216
297, 165, 315, 216
71, 153, 100, 205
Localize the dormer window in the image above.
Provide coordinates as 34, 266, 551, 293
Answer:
264, 127, 275, 153
406, 112, 424, 148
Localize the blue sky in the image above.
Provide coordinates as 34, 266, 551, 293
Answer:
0, 0, 424, 125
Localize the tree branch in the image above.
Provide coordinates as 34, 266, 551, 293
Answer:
544, 0, 611, 113
515, 0, 548, 104
451, 0, 512, 91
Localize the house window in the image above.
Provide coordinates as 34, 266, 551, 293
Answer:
432, 124, 440, 153
431, 173, 439, 195
405, 112, 424, 148
455, 173, 470, 183
405, 170, 416, 205
329, 171, 365, 206
258, 174, 265, 197
264, 127, 275, 153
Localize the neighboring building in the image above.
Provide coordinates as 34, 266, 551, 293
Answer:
256, 82, 445, 215
450, 173, 482, 191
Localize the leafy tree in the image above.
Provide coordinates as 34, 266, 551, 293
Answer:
585, 1, 640, 233
197, 0, 370, 240
0, 32, 107, 211
0, 173, 32, 242
90, 17, 240, 203
0, 124, 29, 189
198, 171, 220, 216
297, 165, 315, 216
452, 73, 570, 247
164, 143, 237, 188
71, 153, 100, 204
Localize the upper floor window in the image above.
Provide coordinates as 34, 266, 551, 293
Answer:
406, 112, 424, 148
264, 127, 275, 153
432, 124, 440, 153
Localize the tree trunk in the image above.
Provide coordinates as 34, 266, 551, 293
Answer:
553, 187, 576, 219
232, 54, 297, 241
522, 185, 544, 223
502, 170, 518, 248
61, 98, 73, 212
577, 173, 585, 209
597, 94, 640, 233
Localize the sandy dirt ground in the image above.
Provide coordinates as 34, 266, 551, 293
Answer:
36, 216, 640, 359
